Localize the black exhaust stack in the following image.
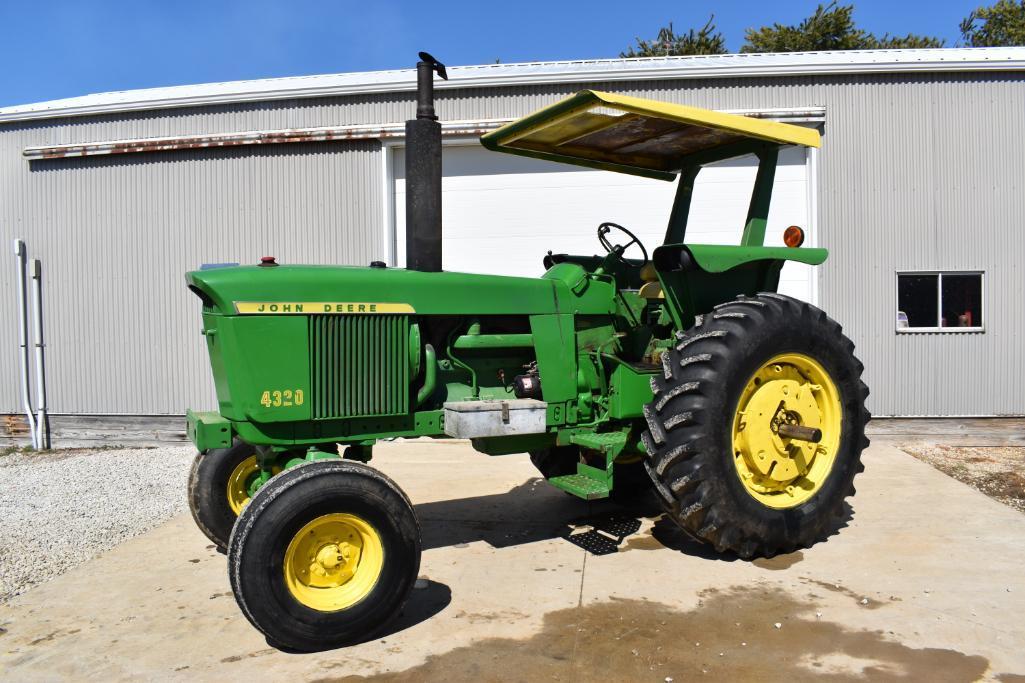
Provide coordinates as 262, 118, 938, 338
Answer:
405, 51, 447, 272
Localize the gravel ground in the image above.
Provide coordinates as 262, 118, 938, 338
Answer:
902, 444, 1025, 513
0, 446, 195, 603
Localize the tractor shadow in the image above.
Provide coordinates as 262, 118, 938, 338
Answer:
371, 579, 452, 641
414, 478, 651, 554
415, 478, 855, 562
276, 486, 856, 652
271, 579, 454, 653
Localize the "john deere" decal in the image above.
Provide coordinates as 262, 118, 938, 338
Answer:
234, 302, 415, 314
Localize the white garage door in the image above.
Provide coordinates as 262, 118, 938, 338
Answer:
393, 143, 815, 302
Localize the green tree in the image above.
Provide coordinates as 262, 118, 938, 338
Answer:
871, 33, 949, 48
741, 2, 944, 53
960, 1, 1025, 46
621, 16, 727, 57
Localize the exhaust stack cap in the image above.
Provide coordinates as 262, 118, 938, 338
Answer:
415, 52, 448, 121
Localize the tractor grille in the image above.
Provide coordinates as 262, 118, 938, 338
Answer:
309, 315, 410, 420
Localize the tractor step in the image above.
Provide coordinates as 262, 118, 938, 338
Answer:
547, 432, 630, 500
548, 473, 610, 500
569, 431, 628, 455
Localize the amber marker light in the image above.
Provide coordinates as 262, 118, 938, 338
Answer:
783, 225, 805, 248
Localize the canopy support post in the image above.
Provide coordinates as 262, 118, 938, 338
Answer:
741, 147, 779, 247
664, 164, 700, 245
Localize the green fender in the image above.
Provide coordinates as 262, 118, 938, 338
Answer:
684, 244, 827, 272
653, 244, 828, 329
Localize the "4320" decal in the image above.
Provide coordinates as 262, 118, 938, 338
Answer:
260, 389, 304, 408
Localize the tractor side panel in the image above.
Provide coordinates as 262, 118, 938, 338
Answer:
528, 314, 577, 407
608, 364, 656, 419
203, 311, 232, 414
216, 315, 311, 423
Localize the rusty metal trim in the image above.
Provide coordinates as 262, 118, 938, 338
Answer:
21, 107, 824, 161
22, 120, 512, 160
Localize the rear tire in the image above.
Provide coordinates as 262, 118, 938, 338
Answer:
642, 293, 869, 558
188, 440, 259, 551
228, 460, 421, 651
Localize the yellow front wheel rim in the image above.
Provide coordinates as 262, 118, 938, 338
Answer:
226, 455, 261, 516
283, 513, 384, 612
731, 353, 843, 509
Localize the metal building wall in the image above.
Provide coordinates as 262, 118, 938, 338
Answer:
0, 133, 383, 415
1, 72, 1022, 416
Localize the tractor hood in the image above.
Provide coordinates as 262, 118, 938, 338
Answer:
186, 264, 614, 317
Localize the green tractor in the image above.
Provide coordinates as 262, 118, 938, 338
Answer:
185, 54, 868, 651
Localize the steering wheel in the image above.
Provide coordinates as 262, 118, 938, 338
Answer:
597, 222, 649, 268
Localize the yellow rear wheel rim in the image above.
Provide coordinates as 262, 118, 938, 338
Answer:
283, 513, 384, 612
731, 353, 843, 509
226, 455, 261, 516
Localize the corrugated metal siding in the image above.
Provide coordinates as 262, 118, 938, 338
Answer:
0, 140, 382, 414
1, 72, 1022, 416
815, 73, 1025, 416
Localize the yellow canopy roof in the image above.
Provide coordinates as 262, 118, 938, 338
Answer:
480, 90, 820, 181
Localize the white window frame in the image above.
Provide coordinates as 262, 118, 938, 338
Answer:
895, 270, 985, 334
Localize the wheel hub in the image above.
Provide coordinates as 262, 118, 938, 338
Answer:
735, 374, 822, 483
284, 514, 383, 611
732, 354, 842, 509
309, 541, 359, 582
226, 455, 261, 516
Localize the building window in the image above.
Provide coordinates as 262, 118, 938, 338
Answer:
896, 271, 983, 332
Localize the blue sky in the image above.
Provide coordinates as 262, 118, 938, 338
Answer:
0, 0, 984, 107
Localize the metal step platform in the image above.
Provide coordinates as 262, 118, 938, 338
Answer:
547, 473, 611, 500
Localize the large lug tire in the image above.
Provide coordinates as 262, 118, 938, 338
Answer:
227, 460, 421, 652
642, 293, 870, 559
188, 440, 260, 551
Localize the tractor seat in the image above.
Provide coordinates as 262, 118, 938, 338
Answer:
652, 244, 703, 273
637, 263, 663, 299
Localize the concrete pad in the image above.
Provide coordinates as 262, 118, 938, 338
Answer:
2, 441, 1024, 681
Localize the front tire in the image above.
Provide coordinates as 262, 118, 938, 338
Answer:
227, 460, 421, 651
188, 440, 261, 551
642, 293, 869, 558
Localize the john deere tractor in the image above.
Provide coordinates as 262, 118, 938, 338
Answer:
185, 54, 868, 651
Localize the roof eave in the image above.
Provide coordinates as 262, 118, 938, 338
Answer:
2, 48, 1024, 125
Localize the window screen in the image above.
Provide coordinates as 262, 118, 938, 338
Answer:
897, 272, 983, 331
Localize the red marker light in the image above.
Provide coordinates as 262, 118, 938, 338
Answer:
783, 226, 805, 248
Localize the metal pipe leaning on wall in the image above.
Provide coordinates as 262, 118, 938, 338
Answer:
11, 239, 38, 449
31, 258, 49, 449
